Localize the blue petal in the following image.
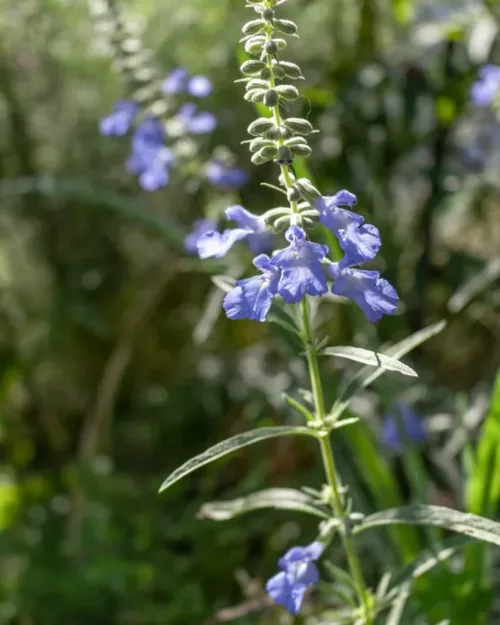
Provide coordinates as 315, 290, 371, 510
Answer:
161, 68, 189, 94
187, 75, 212, 97
399, 402, 427, 444
225, 205, 263, 232
197, 228, 250, 259
381, 416, 402, 452
302, 541, 324, 561
273, 226, 328, 303
187, 111, 217, 134
139, 164, 169, 191
288, 562, 320, 587
329, 266, 399, 322
206, 161, 248, 188
99, 100, 137, 136
184, 219, 217, 254
266, 572, 306, 615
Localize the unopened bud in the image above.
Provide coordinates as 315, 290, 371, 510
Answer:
242, 19, 265, 36
265, 40, 278, 55
277, 146, 294, 165
284, 117, 313, 135
278, 61, 303, 80
248, 117, 275, 136
262, 7, 274, 20
276, 85, 299, 101
263, 88, 279, 107
294, 178, 321, 201
245, 35, 266, 55
274, 19, 298, 35
287, 186, 301, 202
241, 60, 266, 75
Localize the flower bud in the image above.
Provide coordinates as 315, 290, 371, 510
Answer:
248, 117, 275, 136
287, 186, 301, 202
265, 40, 278, 55
241, 60, 266, 75
265, 124, 292, 140
295, 178, 321, 201
284, 117, 313, 135
273, 65, 285, 80
263, 88, 279, 107
274, 19, 298, 35
284, 136, 309, 148
290, 144, 312, 157
277, 145, 294, 165
251, 145, 277, 165
262, 7, 274, 20
244, 88, 266, 102
278, 61, 303, 80
260, 67, 272, 80
249, 137, 275, 153
245, 35, 266, 55
246, 78, 269, 91
251, 151, 268, 166
276, 85, 300, 100
242, 19, 265, 36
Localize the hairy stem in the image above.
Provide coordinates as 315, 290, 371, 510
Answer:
300, 299, 373, 624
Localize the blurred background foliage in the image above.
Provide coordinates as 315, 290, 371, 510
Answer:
0, 0, 500, 623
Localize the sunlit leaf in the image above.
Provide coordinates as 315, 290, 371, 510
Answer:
197, 487, 329, 520
322, 346, 417, 377
160, 426, 317, 492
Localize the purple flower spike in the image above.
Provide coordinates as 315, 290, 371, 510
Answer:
382, 402, 427, 452
206, 160, 248, 189
266, 541, 324, 615
184, 218, 218, 254
179, 104, 217, 134
99, 100, 138, 136
223, 254, 280, 322
314, 191, 381, 264
327, 262, 399, 323
161, 68, 189, 95
187, 75, 213, 97
471, 65, 500, 107
272, 226, 329, 303
127, 118, 173, 191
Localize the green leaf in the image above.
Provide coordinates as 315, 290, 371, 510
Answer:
334, 321, 446, 413
386, 582, 410, 625
210, 275, 236, 294
159, 426, 317, 492
197, 487, 329, 521
356, 504, 500, 547
322, 346, 417, 377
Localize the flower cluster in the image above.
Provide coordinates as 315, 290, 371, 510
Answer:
470, 64, 500, 108
266, 541, 324, 614
100, 68, 215, 191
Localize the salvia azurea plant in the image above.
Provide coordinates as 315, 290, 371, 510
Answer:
160, 1, 500, 622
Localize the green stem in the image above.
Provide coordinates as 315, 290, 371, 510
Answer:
301, 299, 373, 624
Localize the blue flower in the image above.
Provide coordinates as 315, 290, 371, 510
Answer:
196, 205, 270, 258
223, 254, 280, 322
266, 541, 324, 615
314, 190, 381, 264
471, 65, 500, 107
272, 226, 329, 303
382, 402, 427, 452
126, 118, 174, 191
184, 218, 218, 254
327, 261, 399, 322
206, 160, 248, 189
178, 103, 217, 134
161, 68, 212, 97
99, 100, 138, 136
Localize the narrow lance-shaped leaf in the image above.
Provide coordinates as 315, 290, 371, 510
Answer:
321, 346, 417, 377
197, 487, 329, 521
333, 320, 446, 413
159, 426, 317, 493
355, 504, 500, 548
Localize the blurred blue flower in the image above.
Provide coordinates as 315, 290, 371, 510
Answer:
126, 118, 174, 191
206, 160, 248, 189
266, 541, 324, 615
223, 254, 280, 322
273, 226, 329, 303
382, 402, 427, 452
197, 205, 269, 258
184, 218, 217, 254
179, 103, 217, 134
327, 261, 399, 322
99, 100, 138, 136
471, 65, 500, 107
314, 190, 381, 264
161, 68, 212, 97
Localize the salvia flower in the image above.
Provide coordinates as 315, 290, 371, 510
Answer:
223, 254, 280, 322
184, 218, 218, 255
327, 261, 399, 323
314, 191, 381, 264
126, 118, 174, 191
197, 205, 271, 258
273, 226, 329, 303
206, 160, 248, 189
99, 100, 138, 136
265, 541, 324, 615
161, 68, 212, 97
178, 103, 217, 135
382, 401, 427, 452
470, 65, 500, 107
